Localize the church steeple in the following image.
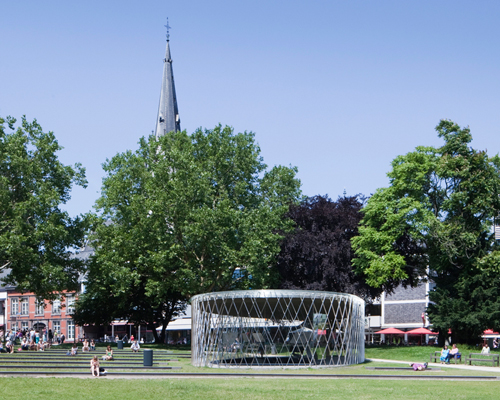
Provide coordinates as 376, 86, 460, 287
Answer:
155, 20, 180, 138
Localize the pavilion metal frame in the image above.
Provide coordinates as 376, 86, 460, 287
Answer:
191, 290, 365, 368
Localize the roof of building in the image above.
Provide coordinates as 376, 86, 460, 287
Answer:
0, 268, 16, 292
155, 38, 181, 138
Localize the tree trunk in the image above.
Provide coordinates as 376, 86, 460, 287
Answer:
158, 323, 167, 344
150, 322, 159, 343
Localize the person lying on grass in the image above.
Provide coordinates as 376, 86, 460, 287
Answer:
409, 362, 428, 371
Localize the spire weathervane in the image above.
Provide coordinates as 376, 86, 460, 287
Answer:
165, 18, 171, 42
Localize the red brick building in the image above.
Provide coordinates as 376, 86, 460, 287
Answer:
5, 290, 82, 342
2, 246, 93, 342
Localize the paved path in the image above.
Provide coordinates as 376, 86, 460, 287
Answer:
368, 358, 500, 373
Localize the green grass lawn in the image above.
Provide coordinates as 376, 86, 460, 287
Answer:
365, 344, 500, 367
0, 377, 499, 400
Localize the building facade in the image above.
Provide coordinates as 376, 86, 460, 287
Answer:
365, 281, 435, 344
5, 290, 80, 342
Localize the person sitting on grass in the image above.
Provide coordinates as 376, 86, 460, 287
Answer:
440, 345, 450, 364
102, 345, 113, 361
5, 339, 14, 354
409, 362, 428, 371
82, 339, 90, 352
90, 355, 100, 377
90, 339, 96, 351
69, 343, 78, 356
130, 340, 140, 353
21, 338, 29, 351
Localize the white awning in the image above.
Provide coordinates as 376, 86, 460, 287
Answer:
156, 318, 192, 331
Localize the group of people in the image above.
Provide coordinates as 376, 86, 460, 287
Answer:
102, 333, 145, 344
66, 340, 100, 356
440, 344, 461, 364
89, 342, 140, 376
20, 336, 51, 352
0, 329, 62, 353
89, 346, 113, 377
82, 339, 96, 352
0, 340, 14, 353
167, 337, 188, 345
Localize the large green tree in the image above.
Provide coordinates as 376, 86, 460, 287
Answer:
0, 116, 88, 300
75, 126, 301, 341
352, 120, 500, 343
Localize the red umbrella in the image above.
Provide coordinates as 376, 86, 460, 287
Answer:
484, 329, 499, 335
375, 328, 405, 335
406, 327, 434, 335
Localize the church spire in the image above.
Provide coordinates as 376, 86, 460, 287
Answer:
155, 19, 180, 138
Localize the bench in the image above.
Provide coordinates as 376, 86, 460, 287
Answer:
467, 353, 499, 367
430, 351, 461, 364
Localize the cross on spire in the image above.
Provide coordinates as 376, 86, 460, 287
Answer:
165, 18, 171, 42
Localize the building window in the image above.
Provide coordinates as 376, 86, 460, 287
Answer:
21, 321, 29, 331
20, 298, 29, 315
52, 320, 60, 333
52, 300, 61, 315
66, 296, 75, 314
35, 301, 45, 316
67, 320, 75, 340
11, 298, 19, 315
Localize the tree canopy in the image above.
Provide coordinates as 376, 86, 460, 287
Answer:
352, 120, 500, 343
275, 195, 382, 301
0, 116, 88, 300
74, 125, 301, 341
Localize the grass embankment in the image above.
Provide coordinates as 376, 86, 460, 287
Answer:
2, 345, 500, 399
2, 344, 500, 375
0, 377, 499, 400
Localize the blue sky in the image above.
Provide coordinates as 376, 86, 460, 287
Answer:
1, 1, 500, 217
